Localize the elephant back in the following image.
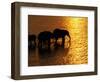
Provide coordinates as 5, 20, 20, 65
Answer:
53, 28, 70, 38
28, 34, 36, 41
38, 31, 52, 40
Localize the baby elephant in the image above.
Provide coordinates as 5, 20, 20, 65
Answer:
28, 34, 36, 49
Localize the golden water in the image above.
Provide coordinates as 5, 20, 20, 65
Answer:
63, 17, 88, 64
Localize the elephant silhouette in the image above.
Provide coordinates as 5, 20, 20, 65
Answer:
28, 34, 36, 49
53, 28, 70, 48
38, 31, 53, 50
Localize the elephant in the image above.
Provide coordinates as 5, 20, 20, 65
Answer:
28, 34, 36, 49
38, 31, 53, 50
53, 28, 70, 48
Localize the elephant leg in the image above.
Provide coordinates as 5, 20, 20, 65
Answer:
28, 41, 31, 49
48, 39, 51, 49
42, 40, 46, 48
38, 40, 42, 49
55, 38, 58, 45
54, 38, 58, 48
30, 41, 32, 47
34, 40, 36, 48
62, 37, 65, 48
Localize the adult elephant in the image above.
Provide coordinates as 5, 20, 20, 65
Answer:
28, 34, 36, 49
53, 28, 70, 47
38, 31, 53, 49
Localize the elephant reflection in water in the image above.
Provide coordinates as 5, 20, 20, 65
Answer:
38, 31, 53, 50
53, 28, 71, 48
28, 34, 36, 49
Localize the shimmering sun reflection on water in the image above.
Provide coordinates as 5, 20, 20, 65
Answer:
63, 17, 88, 64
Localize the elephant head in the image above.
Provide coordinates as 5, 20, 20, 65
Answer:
53, 28, 70, 48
